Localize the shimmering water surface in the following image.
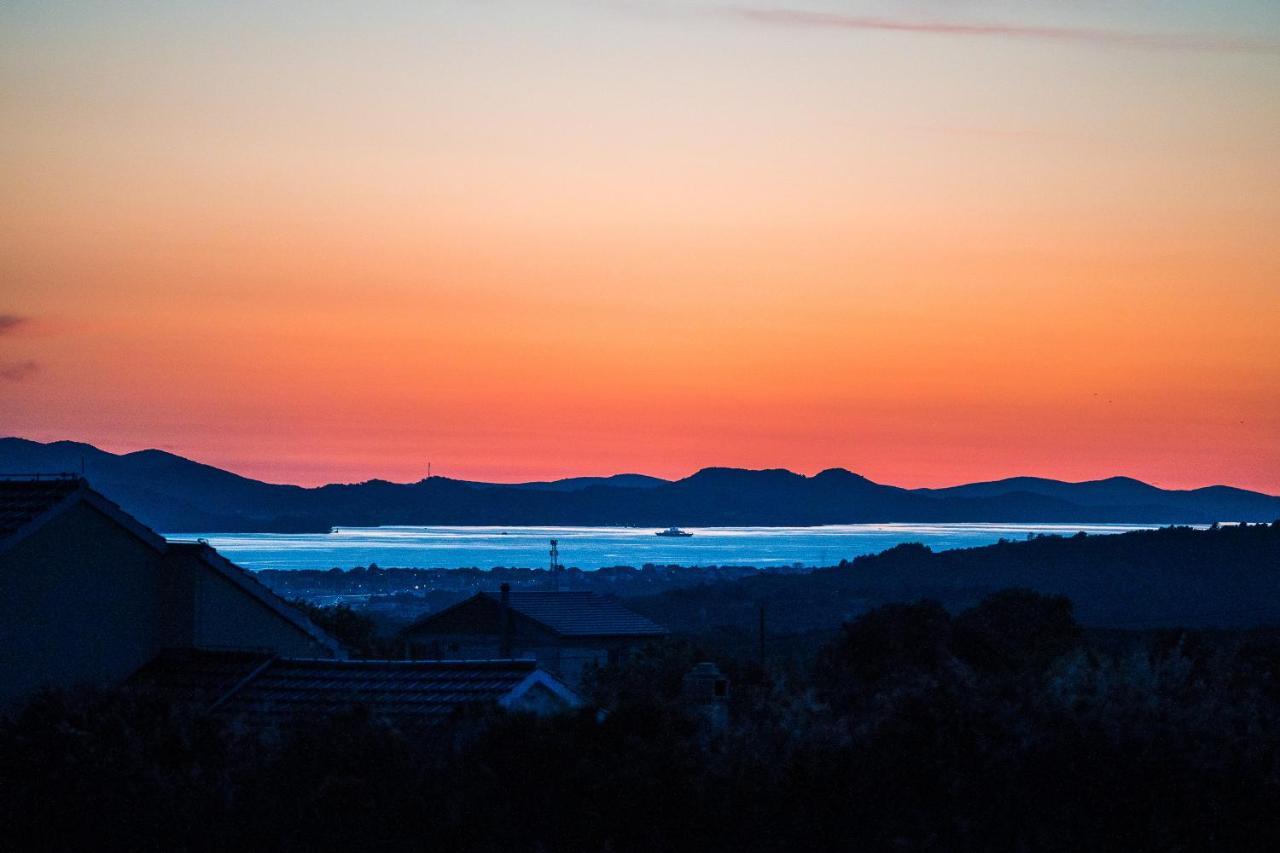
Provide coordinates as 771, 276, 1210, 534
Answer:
170, 523, 1170, 571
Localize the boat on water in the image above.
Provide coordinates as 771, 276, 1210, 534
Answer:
655, 526, 693, 538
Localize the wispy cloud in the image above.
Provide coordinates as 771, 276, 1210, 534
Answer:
1, 316, 38, 380
730, 7, 1280, 55
0, 360, 38, 382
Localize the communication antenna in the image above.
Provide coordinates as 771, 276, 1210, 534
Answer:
550, 539, 561, 591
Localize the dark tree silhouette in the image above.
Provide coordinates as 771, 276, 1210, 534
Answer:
952, 587, 1081, 675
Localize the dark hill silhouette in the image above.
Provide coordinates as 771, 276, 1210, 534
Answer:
0, 439, 310, 531
626, 522, 1280, 630
2, 437, 1277, 532
919, 475, 1279, 518
463, 473, 667, 492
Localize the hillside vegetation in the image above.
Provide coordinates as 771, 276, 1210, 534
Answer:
629, 522, 1280, 632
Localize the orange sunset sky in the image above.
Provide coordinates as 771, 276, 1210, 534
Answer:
2, 1, 1278, 491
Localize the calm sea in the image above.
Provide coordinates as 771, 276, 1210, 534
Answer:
169, 523, 1172, 572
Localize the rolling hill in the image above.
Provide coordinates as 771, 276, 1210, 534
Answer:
2, 437, 1277, 532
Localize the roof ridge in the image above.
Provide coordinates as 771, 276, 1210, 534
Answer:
470, 588, 668, 637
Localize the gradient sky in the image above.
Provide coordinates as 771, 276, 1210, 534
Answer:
2, 1, 1278, 490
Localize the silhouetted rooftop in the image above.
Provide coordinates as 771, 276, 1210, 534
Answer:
405, 590, 668, 638
128, 648, 272, 707
0, 477, 83, 540
164, 542, 345, 658
498, 591, 667, 637
129, 649, 577, 728
0, 477, 340, 655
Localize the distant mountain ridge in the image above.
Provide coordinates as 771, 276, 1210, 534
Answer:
2, 438, 1277, 533
462, 474, 667, 492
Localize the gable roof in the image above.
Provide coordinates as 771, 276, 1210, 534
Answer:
128, 649, 580, 728
0, 476, 165, 554
501, 592, 669, 637
0, 476, 341, 658
165, 542, 346, 658
408, 590, 668, 639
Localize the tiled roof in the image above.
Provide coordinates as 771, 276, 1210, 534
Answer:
493, 591, 668, 638
0, 476, 166, 553
220, 658, 540, 724
129, 650, 572, 728
0, 477, 82, 540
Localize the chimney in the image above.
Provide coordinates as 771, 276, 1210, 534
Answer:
681, 662, 730, 704
499, 582, 512, 658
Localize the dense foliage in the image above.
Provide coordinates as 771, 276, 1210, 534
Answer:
3, 589, 1279, 851
630, 521, 1280, 631
290, 600, 389, 658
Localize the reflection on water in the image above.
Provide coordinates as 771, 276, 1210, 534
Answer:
167, 523, 1172, 571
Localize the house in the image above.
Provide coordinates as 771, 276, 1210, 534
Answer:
401, 585, 668, 687
128, 648, 580, 728
0, 477, 341, 707
1, 476, 584, 722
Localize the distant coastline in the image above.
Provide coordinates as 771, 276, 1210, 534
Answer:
179, 522, 1178, 573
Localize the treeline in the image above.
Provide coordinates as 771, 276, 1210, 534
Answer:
3, 588, 1280, 851
629, 522, 1280, 632
261, 562, 788, 601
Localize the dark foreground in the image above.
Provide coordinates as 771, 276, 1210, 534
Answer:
4, 588, 1280, 852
